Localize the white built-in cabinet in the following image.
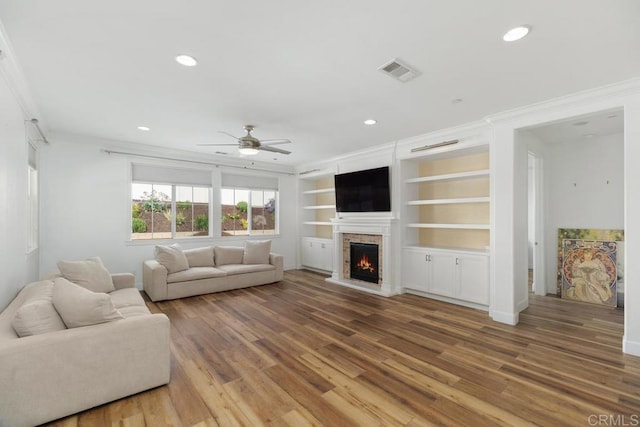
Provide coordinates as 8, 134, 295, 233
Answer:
301, 237, 334, 272
299, 171, 335, 272
402, 247, 489, 306
398, 134, 491, 309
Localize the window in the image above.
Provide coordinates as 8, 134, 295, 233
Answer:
221, 173, 278, 237
131, 164, 212, 240
27, 143, 38, 252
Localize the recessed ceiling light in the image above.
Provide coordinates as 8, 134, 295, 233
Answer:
364, 119, 377, 125
175, 55, 198, 67
137, 126, 150, 131
503, 26, 530, 42
584, 134, 596, 138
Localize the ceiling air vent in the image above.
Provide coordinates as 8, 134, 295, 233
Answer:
379, 58, 421, 83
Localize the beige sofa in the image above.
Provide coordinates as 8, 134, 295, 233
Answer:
143, 244, 284, 302
0, 273, 170, 427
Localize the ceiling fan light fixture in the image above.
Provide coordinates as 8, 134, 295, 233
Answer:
238, 147, 259, 155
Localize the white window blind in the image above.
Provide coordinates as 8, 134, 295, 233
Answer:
221, 173, 278, 190
132, 164, 212, 186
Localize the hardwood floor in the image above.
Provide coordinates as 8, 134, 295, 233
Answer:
46, 270, 640, 426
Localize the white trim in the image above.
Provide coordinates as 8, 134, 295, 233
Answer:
0, 21, 42, 119
491, 310, 519, 325
486, 77, 640, 125
622, 336, 640, 357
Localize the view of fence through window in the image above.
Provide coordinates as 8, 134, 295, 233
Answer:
131, 183, 210, 240
221, 188, 277, 236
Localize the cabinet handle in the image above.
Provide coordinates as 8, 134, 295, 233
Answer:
425, 254, 431, 262
456, 257, 460, 265
321, 243, 325, 248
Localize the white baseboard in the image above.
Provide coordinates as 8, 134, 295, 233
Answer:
623, 336, 640, 356
491, 310, 519, 325
516, 297, 528, 313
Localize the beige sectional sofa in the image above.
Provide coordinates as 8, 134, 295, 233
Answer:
143, 242, 284, 302
0, 271, 170, 427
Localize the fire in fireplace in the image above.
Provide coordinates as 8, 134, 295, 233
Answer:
350, 242, 379, 284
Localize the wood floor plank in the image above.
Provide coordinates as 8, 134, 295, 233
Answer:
43, 270, 640, 426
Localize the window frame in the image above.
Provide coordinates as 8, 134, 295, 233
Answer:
220, 186, 279, 237
130, 181, 213, 241
26, 142, 38, 254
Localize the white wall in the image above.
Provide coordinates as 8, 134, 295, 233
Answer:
39, 136, 298, 287
545, 132, 624, 293
0, 73, 39, 310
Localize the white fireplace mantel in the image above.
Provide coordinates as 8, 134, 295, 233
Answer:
326, 216, 400, 296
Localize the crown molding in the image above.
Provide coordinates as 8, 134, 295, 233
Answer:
485, 77, 640, 125
0, 19, 43, 123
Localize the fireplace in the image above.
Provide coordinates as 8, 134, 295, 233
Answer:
349, 242, 379, 284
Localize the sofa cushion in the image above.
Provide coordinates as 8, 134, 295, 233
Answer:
155, 244, 189, 273
216, 264, 275, 276
167, 267, 227, 283
109, 288, 147, 311
243, 240, 272, 265
52, 278, 124, 328
57, 256, 115, 293
184, 246, 215, 267
11, 281, 66, 337
214, 246, 244, 266
117, 305, 152, 317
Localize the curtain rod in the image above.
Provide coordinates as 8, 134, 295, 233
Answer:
103, 149, 295, 176
29, 118, 49, 144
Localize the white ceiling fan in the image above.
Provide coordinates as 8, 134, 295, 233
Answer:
198, 125, 292, 155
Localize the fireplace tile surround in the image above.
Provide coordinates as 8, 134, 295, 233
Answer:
326, 216, 399, 296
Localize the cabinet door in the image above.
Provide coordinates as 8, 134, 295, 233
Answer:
428, 251, 456, 297
402, 248, 428, 291
301, 239, 317, 268
457, 254, 489, 305
320, 241, 333, 272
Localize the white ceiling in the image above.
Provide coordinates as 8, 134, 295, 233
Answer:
1, 1, 639, 165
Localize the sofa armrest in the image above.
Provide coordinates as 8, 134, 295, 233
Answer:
269, 253, 284, 281
0, 314, 170, 427
111, 273, 135, 290
143, 260, 168, 302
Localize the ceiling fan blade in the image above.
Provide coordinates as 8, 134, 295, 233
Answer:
217, 130, 241, 140
260, 139, 292, 145
196, 143, 239, 146
259, 145, 291, 155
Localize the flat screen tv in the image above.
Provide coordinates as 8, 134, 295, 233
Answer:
334, 166, 391, 213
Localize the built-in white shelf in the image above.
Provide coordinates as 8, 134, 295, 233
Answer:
303, 205, 336, 210
406, 197, 489, 206
302, 188, 335, 195
407, 223, 490, 230
303, 221, 333, 226
405, 169, 490, 184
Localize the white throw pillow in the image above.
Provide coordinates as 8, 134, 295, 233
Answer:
154, 244, 189, 273
243, 240, 272, 265
57, 256, 115, 293
214, 246, 245, 266
52, 278, 124, 328
184, 247, 215, 267
12, 281, 66, 337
